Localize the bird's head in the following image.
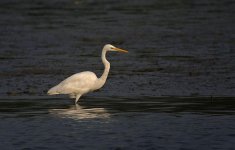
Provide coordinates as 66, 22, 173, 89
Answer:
104, 44, 128, 53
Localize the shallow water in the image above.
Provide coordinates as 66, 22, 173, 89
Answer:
0, 0, 235, 149
0, 0, 234, 97
0, 96, 235, 150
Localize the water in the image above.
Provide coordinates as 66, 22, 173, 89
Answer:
0, 96, 235, 149
0, 0, 235, 149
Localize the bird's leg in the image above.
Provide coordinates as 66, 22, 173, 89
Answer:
75, 94, 81, 104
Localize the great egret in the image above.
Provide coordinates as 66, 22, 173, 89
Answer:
47, 44, 128, 103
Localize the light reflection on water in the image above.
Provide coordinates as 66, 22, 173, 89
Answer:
0, 96, 235, 150
50, 104, 110, 120
0, 96, 234, 117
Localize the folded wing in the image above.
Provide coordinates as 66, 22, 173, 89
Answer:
48, 71, 98, 95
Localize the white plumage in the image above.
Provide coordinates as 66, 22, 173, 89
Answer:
47, 44, 128, 104
48, 71, 97, 95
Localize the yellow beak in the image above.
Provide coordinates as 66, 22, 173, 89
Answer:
113, 47, 128, 53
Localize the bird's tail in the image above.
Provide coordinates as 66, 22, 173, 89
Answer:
47, 86, 60, 95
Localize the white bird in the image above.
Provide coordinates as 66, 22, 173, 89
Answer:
47, 44, 128, 103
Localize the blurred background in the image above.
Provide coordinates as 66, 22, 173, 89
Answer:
0, 0, 234, 97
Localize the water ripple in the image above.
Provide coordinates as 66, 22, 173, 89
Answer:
0, 96, 234, 118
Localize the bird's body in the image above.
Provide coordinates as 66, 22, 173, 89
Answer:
48, 71, 98, 97
47, 44, 128, 103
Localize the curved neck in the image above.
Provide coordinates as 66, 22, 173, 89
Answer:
100, 49, 110, 82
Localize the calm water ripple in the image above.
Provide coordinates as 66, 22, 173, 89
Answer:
0, 96, 235, 149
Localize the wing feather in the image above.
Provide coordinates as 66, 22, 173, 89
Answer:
49, 71, 98, 95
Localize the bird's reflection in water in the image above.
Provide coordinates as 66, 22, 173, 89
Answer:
50, 104, 110, 120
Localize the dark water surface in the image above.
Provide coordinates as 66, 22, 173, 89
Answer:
0, 96, 235, 150
0, 0, 235, 149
